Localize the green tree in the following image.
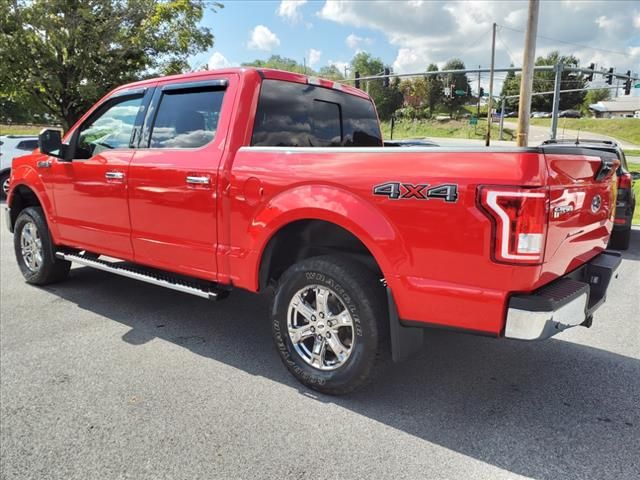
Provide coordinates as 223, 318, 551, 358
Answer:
318, 65, 344, 81
349, 52, 401, 120
531, 51, 586, 111
0, 0, 220, 129
441, 58, 470, 118
500, 65, 519, 111
502, 53, 587, 113
584, 88, 611, 106
424, 63, 443, 115
242, 55, 310, 74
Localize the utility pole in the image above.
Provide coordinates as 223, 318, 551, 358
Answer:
485, 23, 497, 146
476, 65, 481, 117
516, 0, 540, 147
499, 97, 506, 140
549, 62, 563, 140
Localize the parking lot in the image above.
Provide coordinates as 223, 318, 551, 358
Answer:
1, 219, 638, 479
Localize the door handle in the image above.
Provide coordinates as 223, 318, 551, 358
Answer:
105, 171, 125, 180
37, 160, 52, 169
186, 176, 210, 185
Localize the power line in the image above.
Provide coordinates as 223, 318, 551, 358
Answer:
496, 27, 519, 66
498, 24, 632, 58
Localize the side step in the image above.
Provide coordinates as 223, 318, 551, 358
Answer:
55, 252, 223, 300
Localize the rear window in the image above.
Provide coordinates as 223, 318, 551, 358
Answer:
150, 89, 224, 149
251, 80, 381, 147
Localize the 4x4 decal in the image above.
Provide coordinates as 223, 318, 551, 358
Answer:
373, 182, 458, 202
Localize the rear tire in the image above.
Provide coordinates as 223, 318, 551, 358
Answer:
13, 207, 71, 285
609, 227, 631, 250
271, 255, 388, 395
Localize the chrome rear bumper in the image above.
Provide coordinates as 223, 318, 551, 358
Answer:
505, 251, 622, 340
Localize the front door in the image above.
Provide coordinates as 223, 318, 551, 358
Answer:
128, 78, 232, 280
50, 92, 147, 259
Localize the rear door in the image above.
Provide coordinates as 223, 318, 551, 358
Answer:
127, 77, 235, 280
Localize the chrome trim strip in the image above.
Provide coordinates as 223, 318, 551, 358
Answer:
56, 253, 217, 300
239, 146, 541, 154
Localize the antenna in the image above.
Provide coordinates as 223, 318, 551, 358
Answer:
575, 128, 580, 145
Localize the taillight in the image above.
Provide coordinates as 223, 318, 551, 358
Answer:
618, 172, 632, 189
478, 186, 549, 265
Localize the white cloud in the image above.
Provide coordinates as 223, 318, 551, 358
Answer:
277, 0, 307, 23
307, 48, 322, 67
248, 25, 281, 51
208, 52, 233, 70
318, 0, 640, 84
327, 60, 350, 76
346, 33, 373, 50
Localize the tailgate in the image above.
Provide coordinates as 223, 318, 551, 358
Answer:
540, 146, 619, 282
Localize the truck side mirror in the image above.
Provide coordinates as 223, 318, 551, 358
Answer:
38, 128, 63, 157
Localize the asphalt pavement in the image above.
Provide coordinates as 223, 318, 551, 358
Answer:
1, 218, 639, 480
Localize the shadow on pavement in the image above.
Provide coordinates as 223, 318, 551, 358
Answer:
39, 233, 640, 480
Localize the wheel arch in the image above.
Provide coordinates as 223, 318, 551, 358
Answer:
6, 169, 56, 238
251, 185, 409, 291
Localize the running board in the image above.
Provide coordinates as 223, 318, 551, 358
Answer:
55, 252, 222, 300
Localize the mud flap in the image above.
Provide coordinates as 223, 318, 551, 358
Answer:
387, 287, 424, 362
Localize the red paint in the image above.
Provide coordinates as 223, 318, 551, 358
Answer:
7, 68, 618, 336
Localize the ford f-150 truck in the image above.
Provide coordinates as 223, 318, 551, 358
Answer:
5, 68, 622, 394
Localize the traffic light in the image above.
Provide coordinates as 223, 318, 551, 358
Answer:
586, 63, 595, 82
450, 84, 455, 98
355, 71, 360, 89
479, 87, 485, 98
383, 67, 390, 88
467, 84, 472, 96
624, 70, 632, 95
606, 68, 614, 85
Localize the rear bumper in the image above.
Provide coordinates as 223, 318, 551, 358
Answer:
504, 250, 622, 340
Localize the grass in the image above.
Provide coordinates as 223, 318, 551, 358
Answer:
524, 118, 640, 145
380, 118, 514, 141
0, 124, 49, 135
624, 149, 640, 157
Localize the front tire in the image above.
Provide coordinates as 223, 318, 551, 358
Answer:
13, 207, 71, 285
271, 255, 388, 395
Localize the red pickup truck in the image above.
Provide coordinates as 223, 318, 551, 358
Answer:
5, 68, 622, 394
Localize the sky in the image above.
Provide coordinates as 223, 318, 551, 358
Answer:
190, 0, 640, 95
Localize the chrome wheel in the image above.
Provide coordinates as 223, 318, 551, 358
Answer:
2, 176, 9, 196
20, 221, 43, 272
287, 285, 355, 371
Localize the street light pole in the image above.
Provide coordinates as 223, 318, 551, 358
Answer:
516, 0, 540, 147
549, 62, 563, 140
485, 23, 496, 147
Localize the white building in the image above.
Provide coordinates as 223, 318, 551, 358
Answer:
589, 96, 640, 118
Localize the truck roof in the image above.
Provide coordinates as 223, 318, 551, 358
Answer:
112, 67, 371, 100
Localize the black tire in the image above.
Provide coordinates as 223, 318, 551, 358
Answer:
13, 207, 71, 285
271, 255, 388, 395
609, 227, 631, 250
0, 171, 9, 201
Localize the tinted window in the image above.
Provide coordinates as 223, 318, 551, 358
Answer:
17, 140, 38, 151
251, 80, 382, 147
76, 95, 143, 159
150, 89, 224, 149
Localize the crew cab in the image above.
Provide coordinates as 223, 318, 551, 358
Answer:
5, 68, 622, 394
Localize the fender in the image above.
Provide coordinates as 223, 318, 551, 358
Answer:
8, 162, 60, 241
235, 183, 411, 292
